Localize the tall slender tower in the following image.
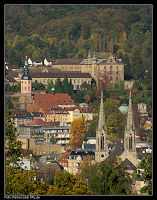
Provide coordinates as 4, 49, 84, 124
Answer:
124, 91, 137, 158
95, 91, 108, 162
19, 59, 33, 110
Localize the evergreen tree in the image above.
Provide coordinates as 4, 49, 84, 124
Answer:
49, 43, 58, 58
54, 77, 63, 93
46, 80, 54, 93
131, 48, 144, 80
123, 54, 132, 80
62, 76, 69, 93
68, 79, 74, 96
5, 106, 23, 166
5, 95, 13, 109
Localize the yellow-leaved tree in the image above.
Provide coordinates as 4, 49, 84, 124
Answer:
69, 117, 87, 149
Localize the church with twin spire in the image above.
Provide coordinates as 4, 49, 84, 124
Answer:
95, 90, 139, 168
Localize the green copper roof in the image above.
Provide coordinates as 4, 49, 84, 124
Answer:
118, 104, 128, 115
92, 54, 97, 61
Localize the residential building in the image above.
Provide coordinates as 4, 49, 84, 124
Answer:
138, 103, 148, 118
36, 161, 64, 182
67, 149, 95, 176
41, 126, 71, 145
28, 57, 43, 66
17, 137, 63, 156
58, 151, 71, 171
12, 110, 34, 127
44, 58, 56, 66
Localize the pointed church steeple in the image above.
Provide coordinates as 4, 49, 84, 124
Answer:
95, 91, 108, 162
124, 91, 137, 158
126, 91, 135, 131
98, 91, 106, 131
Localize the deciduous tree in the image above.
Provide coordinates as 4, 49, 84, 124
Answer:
69, 117, 87, 149
80, 157, 132, 195
49, 170, 91, 195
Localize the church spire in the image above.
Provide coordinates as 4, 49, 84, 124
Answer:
126, 91, 135, 131
98, 91, 106, 130
95, 91, 108, 162
124, 91, 137, 158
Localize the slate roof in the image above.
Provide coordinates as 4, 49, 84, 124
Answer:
108, 146, 125, 159
83, 143, 96, 151
38, 161, 64, 171
123, 158, 137, 170
69, 149, 95, 156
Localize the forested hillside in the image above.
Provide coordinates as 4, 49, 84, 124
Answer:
5, 5, 152, 80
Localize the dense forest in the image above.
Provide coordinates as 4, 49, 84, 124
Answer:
5, 5, 152, 75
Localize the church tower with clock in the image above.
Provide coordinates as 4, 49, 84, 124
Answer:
19, 58, 33, 110
95, 91, 108, 162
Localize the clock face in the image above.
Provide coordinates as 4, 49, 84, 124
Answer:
101, 154, 104, 157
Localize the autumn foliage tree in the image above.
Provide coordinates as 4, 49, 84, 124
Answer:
5, 166, 49, 195
5, 167, 91, 195
69, 117, 87, 149
47, 170, 91, 195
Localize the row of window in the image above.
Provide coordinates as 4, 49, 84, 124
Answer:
104, 70, 119, 75
21, 86, 31, 91
104, 66, 119, 69
32, 79, 89, 85
61, 66, 81, 69
21, 81, 31, 84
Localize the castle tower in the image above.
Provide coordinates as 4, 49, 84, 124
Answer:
95, 91, 108, 162
124, 91, 137, 158
19, 59, 33, 110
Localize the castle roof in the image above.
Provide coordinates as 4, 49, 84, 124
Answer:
30, 72, 92, 78
53, 58, 83, 65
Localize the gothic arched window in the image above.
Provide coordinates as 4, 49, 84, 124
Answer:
129, 136, 132, 150
98, 138, 99, 151
101, 134, 104, 150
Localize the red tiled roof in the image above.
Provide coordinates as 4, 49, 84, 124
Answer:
27, 93, 75, 113
58, 151, 71, 162
26, 118, 59, 127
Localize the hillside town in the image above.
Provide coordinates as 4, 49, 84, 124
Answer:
5, 5, 152, 196
5, 53, 152, 195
